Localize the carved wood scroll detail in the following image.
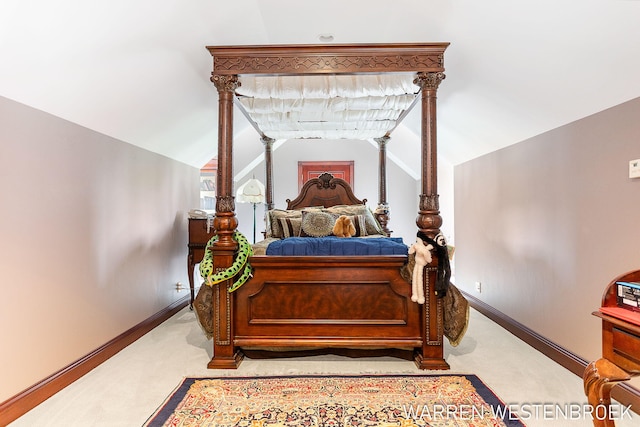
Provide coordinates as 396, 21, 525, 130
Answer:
216, 195, 235, 213
207, 44, 449, 76
316, 172, 337, 189
213, 54, 444, 75
420, 194, 440, 212
211, 74, 240, 92
413, 72, 446, 90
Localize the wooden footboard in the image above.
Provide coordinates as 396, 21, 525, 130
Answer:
208, 255, 449, 370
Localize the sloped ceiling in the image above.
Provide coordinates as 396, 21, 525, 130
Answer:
2, 0, 640, 168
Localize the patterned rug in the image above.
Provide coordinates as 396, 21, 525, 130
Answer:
144, 374, 525, 427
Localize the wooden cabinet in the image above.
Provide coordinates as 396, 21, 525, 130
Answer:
584, 269, 640, 427
187, 217, 215, 308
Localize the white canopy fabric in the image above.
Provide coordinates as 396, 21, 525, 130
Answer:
235, 74, 419, 140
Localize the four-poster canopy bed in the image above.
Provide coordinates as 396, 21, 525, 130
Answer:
198, 43, 451, 370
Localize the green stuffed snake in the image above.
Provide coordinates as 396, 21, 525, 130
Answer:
199, 231, 253, 292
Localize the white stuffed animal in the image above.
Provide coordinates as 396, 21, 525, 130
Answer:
408, 238, 433, 304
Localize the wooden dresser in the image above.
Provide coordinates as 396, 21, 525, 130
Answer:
584, 269, 640, 427
187, 217, 215, 308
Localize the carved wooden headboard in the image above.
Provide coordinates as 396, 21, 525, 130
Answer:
286, 173, 366, 209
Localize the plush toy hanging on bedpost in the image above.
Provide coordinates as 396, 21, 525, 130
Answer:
417, 231, 451, 299
199, 231, 253, 292
408, 237, 433, 304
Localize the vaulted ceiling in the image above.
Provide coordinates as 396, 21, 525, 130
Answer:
2, 1, 640, 168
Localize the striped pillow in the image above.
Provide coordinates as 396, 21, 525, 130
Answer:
349, 214, 368, 237
267, 209, 302, 238
278, 217, 302, 238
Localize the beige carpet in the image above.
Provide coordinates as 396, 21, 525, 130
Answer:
9, 307, 639, 427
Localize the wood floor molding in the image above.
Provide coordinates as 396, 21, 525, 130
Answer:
0, 296, 189, 426
462, 291, 640, 414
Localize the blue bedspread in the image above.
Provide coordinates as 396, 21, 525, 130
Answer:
265, 236, 408, 256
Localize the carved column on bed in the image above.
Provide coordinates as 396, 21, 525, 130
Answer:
262, 136, 275, 211
414, 71, 445, 239
209, 73, 243, 369
413, 71, 449, 370
374, 136, 391, 236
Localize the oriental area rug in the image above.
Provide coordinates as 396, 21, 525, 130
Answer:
143, 374, 526, 427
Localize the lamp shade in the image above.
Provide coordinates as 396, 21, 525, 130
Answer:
236, 178, 266, 204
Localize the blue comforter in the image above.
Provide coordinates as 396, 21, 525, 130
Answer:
265, 236, 408, 256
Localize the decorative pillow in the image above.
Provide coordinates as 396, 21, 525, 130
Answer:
266, 209, 302, 238
323, 204, 363, 216
349, 214, 368, 237
300, 211, 338, 237
278, 217, 302, 238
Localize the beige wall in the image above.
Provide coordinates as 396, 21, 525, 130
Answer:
454, 97, 640, 363
0, 96, 199, 402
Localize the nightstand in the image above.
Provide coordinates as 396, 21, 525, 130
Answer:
187, 217, 215, 308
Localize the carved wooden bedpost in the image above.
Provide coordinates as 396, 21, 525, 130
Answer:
413, 71, 449, 370
208, 73, 243, 368
414, 71, 445, 239
374, 136, 391, 236
262, 136, 275, 211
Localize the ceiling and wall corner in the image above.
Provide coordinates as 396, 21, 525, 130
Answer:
1, 1, 640, 169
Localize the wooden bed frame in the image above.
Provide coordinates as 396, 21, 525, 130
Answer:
233, 173, 443, 368
204, 43, 449, 370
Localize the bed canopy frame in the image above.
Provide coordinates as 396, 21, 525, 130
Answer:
205, 43, 449, 369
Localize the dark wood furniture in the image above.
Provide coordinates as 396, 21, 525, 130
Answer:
286, 172, 364, 210
230, 174, 445, 369
204, 43, 449, 370
187, 218, 215, 308
584, 269, 640, 427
